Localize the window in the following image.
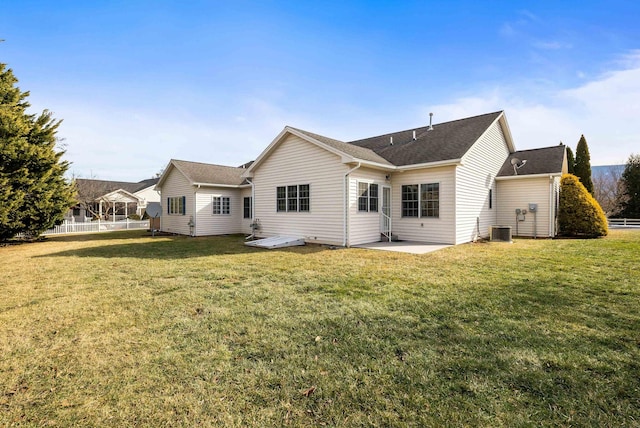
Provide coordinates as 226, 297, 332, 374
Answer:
358, 182, 379, 212
277, 186, 287, 212
168, 196, 186, 215
420, 183, 439, 217
244, 197, 252, 219
489, 189, 492, 209
276, 184, 310, 212
299, 184, 310, 212
213, 196, 230, 215
402, 183, 439, 218
401, 185, 419, 217
287, 185, 298, 212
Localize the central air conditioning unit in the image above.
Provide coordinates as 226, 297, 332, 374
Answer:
490, 225, 512, 242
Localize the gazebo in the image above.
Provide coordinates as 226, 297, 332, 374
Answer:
97, 189, 142, 220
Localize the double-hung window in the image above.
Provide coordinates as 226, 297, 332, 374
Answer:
213, 196, 230, 215
168, 196, 186, 215
420, 183, 439, 217
276, 184, 310, 212
358, 182, 379, 212
401, 185, 419, 217
402, 183, 439, 217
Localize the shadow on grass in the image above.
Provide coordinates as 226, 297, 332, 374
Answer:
39, 232, 329, 260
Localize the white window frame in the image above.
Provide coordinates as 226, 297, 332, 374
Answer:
276, 184, 310, 213
212, 196, 231, 215
357, 181, 379, 213
401, 182, 440, 218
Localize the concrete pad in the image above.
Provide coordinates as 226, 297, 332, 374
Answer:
353, 241, 452, 254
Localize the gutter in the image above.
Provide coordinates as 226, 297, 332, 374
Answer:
343, 162, 361, 247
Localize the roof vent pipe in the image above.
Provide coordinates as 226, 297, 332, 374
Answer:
429, 112, 434, 130
412, 130, 416, 140
390, 136, 393, 146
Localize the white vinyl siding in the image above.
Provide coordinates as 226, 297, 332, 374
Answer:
348, 168, 388, 245
455, 119, 511, 244
392, 166, 456, 244
159, 167, 194, 235
252, 134, 348, 245
194, 187, 243, 236
496, 176, 556, 237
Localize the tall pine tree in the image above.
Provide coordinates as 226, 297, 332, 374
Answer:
565, 145, 575, 174
574, 134, 594, 194
619, 154, 640, 218
0, 63, 75, 240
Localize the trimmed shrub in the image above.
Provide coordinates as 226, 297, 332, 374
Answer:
558, 174, 608, 237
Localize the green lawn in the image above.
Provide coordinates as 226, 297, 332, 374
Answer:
1, 230, 639, 427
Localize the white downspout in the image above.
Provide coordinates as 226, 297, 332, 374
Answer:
549, 177, 554, 237
193, 184, 200, 236
343, 162, 361, 247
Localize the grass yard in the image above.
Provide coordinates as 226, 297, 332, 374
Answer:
1, 230, 639, 427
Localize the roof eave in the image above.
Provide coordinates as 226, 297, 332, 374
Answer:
341, 157, 395, 171
192, 182, 245, 188
495, 172, 562, 181
396, 158, 463, 171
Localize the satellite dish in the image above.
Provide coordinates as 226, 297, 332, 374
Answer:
511, 157, 527, 175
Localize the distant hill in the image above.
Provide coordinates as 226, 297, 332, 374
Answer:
592, 165, 624, 179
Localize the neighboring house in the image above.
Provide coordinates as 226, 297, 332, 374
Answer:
155, 160, 253, 236
157, 111, 567, 245
70, 178, 160, 221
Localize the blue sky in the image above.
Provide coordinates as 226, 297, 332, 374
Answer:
2, 1, 639, 181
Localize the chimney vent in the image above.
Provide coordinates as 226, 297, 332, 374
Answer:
390, 136, 393, 146
429, 112, 434, 130
412, 130, 416, 140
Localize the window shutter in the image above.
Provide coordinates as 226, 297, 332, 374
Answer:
182, 196, 186, 215
167, 197, 170, 214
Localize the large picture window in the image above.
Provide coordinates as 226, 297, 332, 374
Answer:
167, 196, 186, 215
213, 196, 230, 215
276, 184, 310, 212
402, 183, 439, 218
358, 182, 379, 212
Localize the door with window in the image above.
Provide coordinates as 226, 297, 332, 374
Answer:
380, 186, 391, 240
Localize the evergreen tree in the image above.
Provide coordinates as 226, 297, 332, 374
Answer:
566, 146, 575, 174
619, 154, 640, 218
0, 63, 75, 240
558, 174, 608, 237
574, 135, 594, 194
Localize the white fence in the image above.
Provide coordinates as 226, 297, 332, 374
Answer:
608, 218, 640, 228
43, 219, 150, 236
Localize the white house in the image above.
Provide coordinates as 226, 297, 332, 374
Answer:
157, 111, 567, 245
70, 178, 160, 221
155, 160, 253, 236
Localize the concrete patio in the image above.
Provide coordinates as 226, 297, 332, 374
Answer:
353, 241, 452, 254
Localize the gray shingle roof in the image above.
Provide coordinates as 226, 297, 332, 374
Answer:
348, 111, 504, 166
75, 178, 156, 200
171, 159, 248, 186
497, 145, 566, 177
289, 127, 394, 165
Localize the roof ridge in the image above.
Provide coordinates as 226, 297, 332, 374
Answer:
348, 110, 503, 143
172, 159, 246, 170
